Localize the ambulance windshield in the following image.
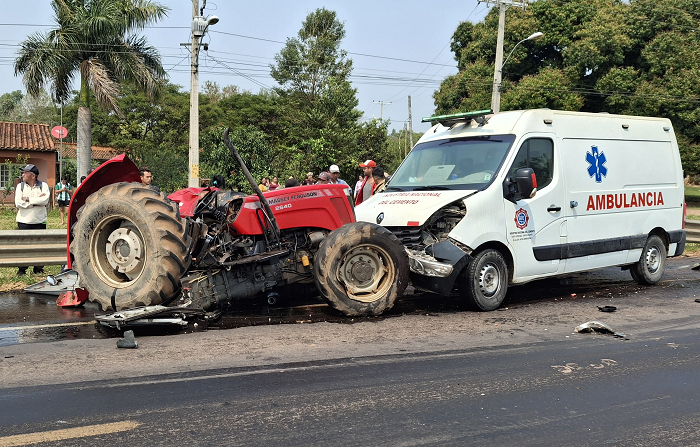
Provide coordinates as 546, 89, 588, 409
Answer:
386, 135, 516, 191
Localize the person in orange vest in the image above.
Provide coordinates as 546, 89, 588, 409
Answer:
354, 159, 376, 206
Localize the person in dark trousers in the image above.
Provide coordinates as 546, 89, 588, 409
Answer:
15, 164, 50, 275
55, 175, 72, 226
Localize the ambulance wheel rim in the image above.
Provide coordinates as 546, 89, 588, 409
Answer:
646, 247, 660, 273
479, 263, 501, 297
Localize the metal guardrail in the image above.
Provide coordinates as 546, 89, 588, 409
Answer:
0, 230, 68, 267
686, 220, 700, 244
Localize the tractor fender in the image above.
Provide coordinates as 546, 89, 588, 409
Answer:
66, 154, 141, 269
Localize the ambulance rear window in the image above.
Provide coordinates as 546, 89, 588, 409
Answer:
387, 135, 516, 191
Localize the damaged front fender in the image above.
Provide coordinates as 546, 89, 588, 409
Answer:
408, 239, 472, 295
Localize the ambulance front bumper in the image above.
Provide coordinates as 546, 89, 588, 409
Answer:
406, 240, 472, 296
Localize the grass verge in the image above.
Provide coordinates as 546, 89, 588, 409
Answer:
686, 185, 700, 203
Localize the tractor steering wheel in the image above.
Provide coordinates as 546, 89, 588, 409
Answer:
193, 190, 217, 216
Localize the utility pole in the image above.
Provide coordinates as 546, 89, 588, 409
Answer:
187, 0, 218, 187
188, 0, 200, 188
403, 123, 408, 158
483, 0, 529, 113
373, 100, 392, 120
407, 96, 414, 151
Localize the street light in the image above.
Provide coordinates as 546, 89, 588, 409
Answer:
188, 13, 219, 188
491, 31, 542, 114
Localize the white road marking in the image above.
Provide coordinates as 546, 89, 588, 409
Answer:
0, 321, 96, 332
0, 421, 140, 446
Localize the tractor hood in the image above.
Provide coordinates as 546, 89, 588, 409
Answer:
355, 189, 474, 226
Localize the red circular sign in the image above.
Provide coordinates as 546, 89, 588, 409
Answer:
51, 126, 68, 139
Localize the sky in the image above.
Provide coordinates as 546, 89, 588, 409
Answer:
1, 1, 491, 133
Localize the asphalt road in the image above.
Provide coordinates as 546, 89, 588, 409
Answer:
1, 325, 700, 446
1, 257, 700, 446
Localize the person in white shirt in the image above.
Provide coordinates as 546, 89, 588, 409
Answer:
15, 163, 50, 275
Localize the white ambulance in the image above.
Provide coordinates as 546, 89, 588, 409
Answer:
355, 109, 686, 311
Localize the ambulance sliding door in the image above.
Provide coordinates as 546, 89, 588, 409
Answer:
561, 137, 677, 273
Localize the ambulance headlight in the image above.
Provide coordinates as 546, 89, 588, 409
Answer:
408, 253, 454, 277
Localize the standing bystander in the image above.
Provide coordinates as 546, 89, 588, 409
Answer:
139, 166, 160, 192
139, 166, 153, 186
55, 176, 72, 226
317, 172, 330, 184
302, 172, 316, 185
354, 175, 363, 199
15, 164, 50, 275
354, 160, 376, 206
328, 165, 349, 186
371, 167, 386, 196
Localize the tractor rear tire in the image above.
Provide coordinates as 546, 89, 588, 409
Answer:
314, 222, 409, 316
70, 182, 191, 311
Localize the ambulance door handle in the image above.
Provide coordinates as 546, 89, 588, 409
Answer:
547, 205, 561, 212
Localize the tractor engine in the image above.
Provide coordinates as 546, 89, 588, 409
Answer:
175, 189, 328, 310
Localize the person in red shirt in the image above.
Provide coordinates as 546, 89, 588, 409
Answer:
354, 159, 376, 206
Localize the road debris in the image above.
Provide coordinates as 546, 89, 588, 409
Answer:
597, 305, 617, 312
575, 321, 627, 339
116, 330, 138, 349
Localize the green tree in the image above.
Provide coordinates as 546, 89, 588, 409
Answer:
0, 91, 24, 121
200, 126, 274, 194
270, 8, 362, 160
433, 0, 700, 175
14, 0, 168, 180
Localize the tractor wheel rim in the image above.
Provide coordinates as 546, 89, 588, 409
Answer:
337, 244, 394, 303
91, 215, 146, 288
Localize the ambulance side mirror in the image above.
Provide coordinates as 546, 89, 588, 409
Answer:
503, 168, 537, 203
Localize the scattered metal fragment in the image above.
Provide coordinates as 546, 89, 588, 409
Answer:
575, 321, 627, 339
691, 263, 700, 271
695, 299, 700, 303
95, 305, 210, 330
116, 330, 138, 349
597, 305, 617, 312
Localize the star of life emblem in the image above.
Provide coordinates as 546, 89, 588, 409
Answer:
586, 146, 608, 183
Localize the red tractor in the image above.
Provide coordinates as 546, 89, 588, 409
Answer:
63, 130, 408, 317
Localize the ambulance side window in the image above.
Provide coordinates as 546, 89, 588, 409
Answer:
509, 138, 554, 189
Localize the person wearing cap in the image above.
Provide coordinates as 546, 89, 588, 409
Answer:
302, 172, 315, 185
15, 164, 50, 275
317, 171, 331, 184
328, 165, 349, 186
354, 159, 377, 206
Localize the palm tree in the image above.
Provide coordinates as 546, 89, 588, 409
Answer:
14, 0, 169, 179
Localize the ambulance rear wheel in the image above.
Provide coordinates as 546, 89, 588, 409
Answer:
631, 235, 666, 285
462, 249, 508, 311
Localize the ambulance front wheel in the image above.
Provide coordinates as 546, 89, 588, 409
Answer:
462, 249, 509, 311
630, 235, 667, 285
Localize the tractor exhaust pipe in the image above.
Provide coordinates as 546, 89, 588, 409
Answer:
222, 128, 281, 241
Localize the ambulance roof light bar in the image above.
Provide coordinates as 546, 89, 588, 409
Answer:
421, 109, 493, 127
